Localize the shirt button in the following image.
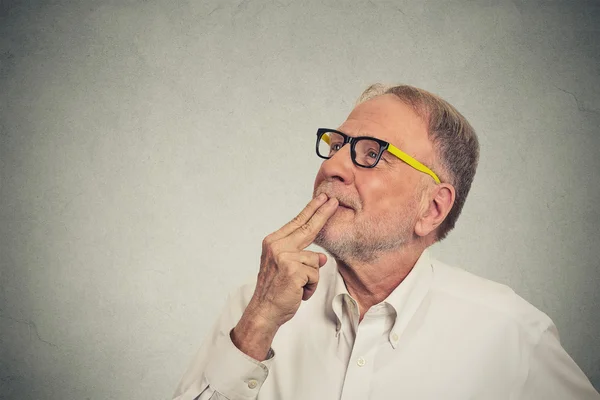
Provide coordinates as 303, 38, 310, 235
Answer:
357, 357, 366, 367
391, 332, 399, 341
248, 380, 258, 389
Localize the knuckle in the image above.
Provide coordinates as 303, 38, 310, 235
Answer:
270, 242, 282, 255
262, 238, 280, 258
293, 275, 306, 286
313, 206, 329, 218
274, 251, 289, 266
299, 222, 312, 234
262, 235, 274, 249
291, 213, 305, 226
273, 251, 283, 265
261, 248, 282, 270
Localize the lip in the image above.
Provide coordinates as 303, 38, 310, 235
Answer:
324, 195, 354, 210
317, 192, 356, 211
336, 203, 354, 211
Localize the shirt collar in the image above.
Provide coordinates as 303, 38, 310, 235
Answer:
330, 264, 351, 334
327, 249, 434, 348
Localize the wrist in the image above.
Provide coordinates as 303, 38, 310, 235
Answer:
231, 311, 279, 361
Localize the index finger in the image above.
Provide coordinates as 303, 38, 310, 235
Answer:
286, 197, 338, 250
268, 194, 329, 242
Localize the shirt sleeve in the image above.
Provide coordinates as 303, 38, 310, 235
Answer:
172, 284, 276, 400
519, 324, 600, 399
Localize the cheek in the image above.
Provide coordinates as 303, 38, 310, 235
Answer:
358, 174, 408, 214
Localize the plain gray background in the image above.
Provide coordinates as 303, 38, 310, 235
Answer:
1, 0, 599, 399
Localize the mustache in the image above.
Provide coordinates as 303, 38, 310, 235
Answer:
314, 183, 361, 211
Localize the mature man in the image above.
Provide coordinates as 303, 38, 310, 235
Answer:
173, 84, 599, 399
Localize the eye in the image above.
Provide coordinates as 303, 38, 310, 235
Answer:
366, 149, 379, 159
331, 143, 343, 151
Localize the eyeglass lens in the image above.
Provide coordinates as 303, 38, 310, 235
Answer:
318, 131, 382, 167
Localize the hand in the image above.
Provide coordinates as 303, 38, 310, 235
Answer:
231, 194, 338, 360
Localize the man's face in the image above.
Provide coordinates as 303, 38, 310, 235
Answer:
313, 94, 435, 262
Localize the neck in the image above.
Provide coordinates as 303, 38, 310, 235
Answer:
335, 241, 427, 321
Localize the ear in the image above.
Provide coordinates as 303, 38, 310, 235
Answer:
415, 183, 455, 238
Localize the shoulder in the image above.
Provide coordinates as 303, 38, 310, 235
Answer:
429, 256, 553, 340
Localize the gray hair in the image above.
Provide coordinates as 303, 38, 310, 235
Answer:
357, 84, 480, 241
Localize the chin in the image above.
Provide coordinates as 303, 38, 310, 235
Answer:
323, 211, 349, 231
315, 220, 348, 249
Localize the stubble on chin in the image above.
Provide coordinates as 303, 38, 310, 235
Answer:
314, 209, 415, 264
315, 220, 401, 265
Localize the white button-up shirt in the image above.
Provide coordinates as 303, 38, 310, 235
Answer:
173, 250, 599, 400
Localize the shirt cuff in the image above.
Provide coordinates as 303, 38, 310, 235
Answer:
204, 328, 275, 400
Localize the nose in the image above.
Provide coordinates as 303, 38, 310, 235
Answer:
319, 144, 355, 185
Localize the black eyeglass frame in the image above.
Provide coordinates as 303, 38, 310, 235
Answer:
315, 128, 390, 168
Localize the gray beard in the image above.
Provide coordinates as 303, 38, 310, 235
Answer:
314, 215, 414, 264
313, 178, 427, 264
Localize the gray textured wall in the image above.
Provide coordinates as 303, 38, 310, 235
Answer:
1, 0, 598, 398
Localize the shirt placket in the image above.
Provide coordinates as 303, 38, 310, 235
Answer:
339, 302, 387, 400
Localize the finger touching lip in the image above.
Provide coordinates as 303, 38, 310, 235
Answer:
313, 186, 359, 211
